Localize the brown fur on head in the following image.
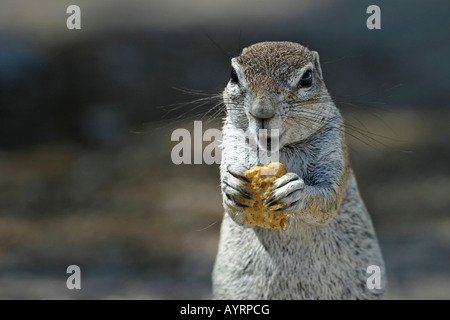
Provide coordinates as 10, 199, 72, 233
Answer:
237, 42, 315, 94
234, 42, 323, 94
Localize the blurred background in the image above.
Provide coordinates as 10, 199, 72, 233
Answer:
0, 0, 449, 299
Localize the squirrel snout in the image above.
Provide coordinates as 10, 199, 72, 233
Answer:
248, 99, 277, 120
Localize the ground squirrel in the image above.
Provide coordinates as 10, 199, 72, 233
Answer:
212, 41, 386, 299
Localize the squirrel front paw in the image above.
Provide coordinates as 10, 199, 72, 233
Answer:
264, 172, 305, 212
221, 164, 253, 210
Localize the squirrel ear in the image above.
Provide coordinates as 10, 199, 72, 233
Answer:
311, 51, 323, 80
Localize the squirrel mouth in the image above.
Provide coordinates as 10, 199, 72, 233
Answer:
257, 132, 281, 152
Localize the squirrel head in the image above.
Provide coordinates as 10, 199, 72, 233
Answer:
223, 41, 337, 148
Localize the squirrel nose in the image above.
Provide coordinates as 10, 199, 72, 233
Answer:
249, 99, 276, 120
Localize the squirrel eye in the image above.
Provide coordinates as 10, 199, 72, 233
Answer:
299, 70, 312, 88
230, 68, 239, 84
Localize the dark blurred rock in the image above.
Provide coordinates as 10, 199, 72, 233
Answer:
0, 35, 45, 89
79, 105, 128, 147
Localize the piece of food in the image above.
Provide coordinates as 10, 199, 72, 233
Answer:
241, 162, 288, 230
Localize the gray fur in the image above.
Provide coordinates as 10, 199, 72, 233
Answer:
212, 41, 386, 299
